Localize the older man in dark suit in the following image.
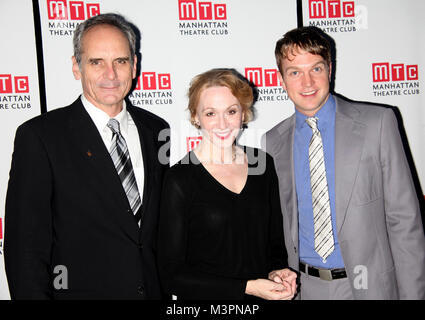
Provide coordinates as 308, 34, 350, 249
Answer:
4, 13, 169, 299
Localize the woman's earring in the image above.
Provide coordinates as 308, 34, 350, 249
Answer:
193, 120, 201, 135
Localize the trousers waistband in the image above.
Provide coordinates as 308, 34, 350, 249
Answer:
299, 261, 347, 281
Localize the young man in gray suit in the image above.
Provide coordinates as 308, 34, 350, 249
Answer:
263, 26, 425, 299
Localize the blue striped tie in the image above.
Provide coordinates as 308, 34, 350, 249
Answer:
107, 118, 142, 225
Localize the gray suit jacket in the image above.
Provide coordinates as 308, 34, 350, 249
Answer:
263, 95, 425, 299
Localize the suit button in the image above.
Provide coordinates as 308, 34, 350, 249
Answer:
294, 247, 297, 253
137, 286, 144, 295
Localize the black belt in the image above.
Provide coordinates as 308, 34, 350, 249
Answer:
299, 261, 347, 281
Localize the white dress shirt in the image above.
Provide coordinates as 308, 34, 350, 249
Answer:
81, 95, 145, 201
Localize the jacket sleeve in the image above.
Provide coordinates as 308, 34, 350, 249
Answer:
4, 123, 53, 299
157, 168, 247, 300
267, 156, 289, 271
380, 108, 425, 299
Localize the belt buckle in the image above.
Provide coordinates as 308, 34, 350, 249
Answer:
318, 268, 333, 281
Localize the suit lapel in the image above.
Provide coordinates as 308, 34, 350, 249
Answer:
67, 98, 140, 242
127, 104, 155, 231
274, 116, 298, 248
334, 97, 366, 234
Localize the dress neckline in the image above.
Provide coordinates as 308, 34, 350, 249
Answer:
190, 150, 249, 196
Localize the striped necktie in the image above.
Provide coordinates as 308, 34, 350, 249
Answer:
306, 117, 334, 263
107, 118, 142, 225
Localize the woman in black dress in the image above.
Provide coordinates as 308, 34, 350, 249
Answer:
158, 68, 297, 300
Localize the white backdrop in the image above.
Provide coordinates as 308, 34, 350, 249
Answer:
0, 0, 423, 300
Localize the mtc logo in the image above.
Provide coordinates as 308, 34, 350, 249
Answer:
135, 72, 171, 90
187, 136, 202, 152
372, 63, 419, 82
47, 0, 100, 20
0, 74, 29, 94
309, 0, 355, 19
178, 0, 227, 20
245, 68, 281, 87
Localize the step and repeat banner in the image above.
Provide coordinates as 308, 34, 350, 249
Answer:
38, 0, 297, 164
0, 0, 423, 299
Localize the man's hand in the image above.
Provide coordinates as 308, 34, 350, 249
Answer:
268, 268, 297, 296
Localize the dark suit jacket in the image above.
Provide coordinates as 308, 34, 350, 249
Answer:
4, 97, 170, 299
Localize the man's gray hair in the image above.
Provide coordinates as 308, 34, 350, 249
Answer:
73, 13, 137, 67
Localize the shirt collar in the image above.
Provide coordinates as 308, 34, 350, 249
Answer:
81, 95, 128, 135
295, 94, 335, 131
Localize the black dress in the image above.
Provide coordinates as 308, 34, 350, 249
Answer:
157, 147, 288, 300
